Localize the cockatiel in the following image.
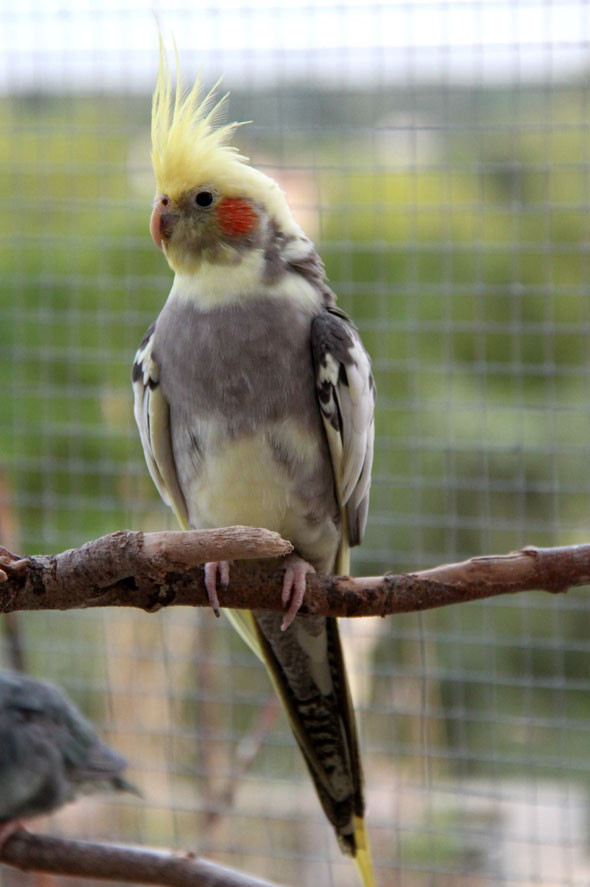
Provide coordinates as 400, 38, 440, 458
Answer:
133, 42, 376, 887
0, 671, 135, 845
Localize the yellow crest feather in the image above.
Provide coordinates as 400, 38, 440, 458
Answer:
151, 37, 249, 199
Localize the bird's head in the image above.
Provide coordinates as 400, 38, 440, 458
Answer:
150, 42, 299, 275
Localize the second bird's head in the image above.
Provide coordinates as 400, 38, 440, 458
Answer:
150, 41, 299, 274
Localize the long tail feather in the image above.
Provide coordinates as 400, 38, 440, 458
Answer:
339, 510, 377, 887
354, 815, 376, 887
226, 509, 377, 887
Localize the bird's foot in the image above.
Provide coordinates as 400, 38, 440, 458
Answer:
0, 820, 25, 852
204, 560, 231, 618
281, 554, 316, 631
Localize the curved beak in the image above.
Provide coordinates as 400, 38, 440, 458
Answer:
150, 204, 164, 250
150, 197, 179, 251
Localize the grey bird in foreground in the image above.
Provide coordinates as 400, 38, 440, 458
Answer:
133, 43, 376, 887
0, 671, 135, 845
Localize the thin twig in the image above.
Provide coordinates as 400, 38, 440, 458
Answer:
0, 529, 588, 618
0, 830, 285, 887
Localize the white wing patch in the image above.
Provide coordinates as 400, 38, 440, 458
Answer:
313, 309, 375, 547
132, 325, 189, 529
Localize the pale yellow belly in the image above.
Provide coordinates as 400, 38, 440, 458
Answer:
187, 429, 339, 568
190, 434, 293, 531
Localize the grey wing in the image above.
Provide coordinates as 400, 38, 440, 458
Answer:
132, 322, 189, 529
311, 307, 375, 546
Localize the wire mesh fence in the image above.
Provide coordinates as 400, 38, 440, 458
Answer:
2, 2, 590, 885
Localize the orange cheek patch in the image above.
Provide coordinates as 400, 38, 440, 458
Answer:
217, 197, 259, 238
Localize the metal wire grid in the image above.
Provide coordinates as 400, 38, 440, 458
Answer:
2, 2, 590, 885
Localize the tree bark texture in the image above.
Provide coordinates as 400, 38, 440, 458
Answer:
1, 527, 587, 618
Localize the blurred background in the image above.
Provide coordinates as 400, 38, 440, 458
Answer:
2, 1, 590, 885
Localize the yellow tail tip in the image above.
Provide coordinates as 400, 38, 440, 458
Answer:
354, 816, 376, 887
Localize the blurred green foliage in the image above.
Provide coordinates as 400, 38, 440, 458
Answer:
319, 85, 590, 783
1, 83, 590, 805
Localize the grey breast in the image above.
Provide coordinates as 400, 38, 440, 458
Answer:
154, 295, 320, 429
156, 295, 322, 441
153, 293, 340, 540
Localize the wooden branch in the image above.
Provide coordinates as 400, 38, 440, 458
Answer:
0, 830, 284, 887
1, 527, 589, 617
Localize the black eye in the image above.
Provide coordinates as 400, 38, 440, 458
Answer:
195, 191, 214, 208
